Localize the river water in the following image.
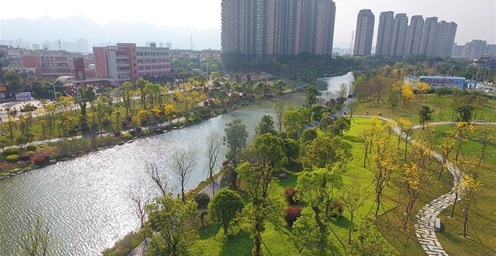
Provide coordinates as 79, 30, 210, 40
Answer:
0, 72, 353, 255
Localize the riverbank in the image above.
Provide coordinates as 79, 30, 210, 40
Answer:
0, 90, 302, 181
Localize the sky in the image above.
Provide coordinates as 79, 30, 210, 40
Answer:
1, 0, 495, 47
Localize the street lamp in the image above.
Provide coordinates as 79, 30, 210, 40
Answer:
49, 83, 57, 101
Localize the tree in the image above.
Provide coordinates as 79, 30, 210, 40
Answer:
398, 118, 413, 161
347, 100, 359, 124
454, 122, 474, 161
304, 85, 320, 108
5, 70, 23, 94
351, 217, 393, 256
371, 123, 399, 217
171, 147, 198, 202
438, 133, 456, 180
334, 116, 350, 135
293, 168, 346, 254
340, 176, 369, 244
418, 106, 434, 128
209, 188, 244, 236
146, 193, 199, 256
194, 193, 210, 227
401, 85, 414, 107
301, 134, 348, 171
283, 107, 310, 139
18, 216, 52, 256
148, 163, 169, 196
475, 125, 495, 166
206, 132, 222, 192
284, 138, 300, 163
458, 172, 482, 238
224, 119, 248, 170
273, 103, 285, 132
455, 105, 475, 124
257, 115, 276, 135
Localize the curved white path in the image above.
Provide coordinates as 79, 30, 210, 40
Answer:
352, 116, 474, 256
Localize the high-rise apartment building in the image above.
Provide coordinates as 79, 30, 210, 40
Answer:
419, 17, 438, 56
391, 13, 408, 56
353, 9, 375, 56
375, 11, 395, 56
221, 0, 336, 57
405, 15, 424, 55
445, 22, 458, 56
463, 40, 487, 59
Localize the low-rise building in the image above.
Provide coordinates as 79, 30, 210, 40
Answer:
404, 75, 468, 89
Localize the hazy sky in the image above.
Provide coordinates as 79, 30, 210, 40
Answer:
1, 0, 495, 47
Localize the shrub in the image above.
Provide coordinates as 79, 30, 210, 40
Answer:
25, 151, 35, 156
222, 159, 230, 167
113, 131, 122, 137
330, 200, 344, 220
3, 148, 20, 156
122, 134, 133, 140
6, 154, 20, 163
121, 120, 129, 129
284, 206, 302, 227
102, 119, 111, 127
20, 154, 31, 161
26, 145, 37, 151
284, 187, 298, 204
136, 127, 142, 134
32, 154, 49, 165
129, 129, 137, 136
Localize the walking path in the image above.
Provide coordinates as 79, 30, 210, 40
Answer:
354, 115, 496, 256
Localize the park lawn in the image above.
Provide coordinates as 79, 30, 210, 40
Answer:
191, 118, 401, 255
430, 125, 496, 255
354, 94, 496, 125
349, 118, 456, 255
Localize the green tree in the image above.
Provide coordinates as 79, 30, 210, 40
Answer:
304, 85, 320, 108
283, 107, 310, 139
293, 168, 346, 254
194, 193, 210, 227
224, 119, 248, 170
334, 116, 350, 135
238, 133, 285, 256
4, 70, 23, 93
455, 105, 475, 124
301, 134, 348, 171
209, 188, 244, 236
146, 194, 199, 256
418, 105, 434, 128
257, 115, 276, 135
284, 138, 300, 163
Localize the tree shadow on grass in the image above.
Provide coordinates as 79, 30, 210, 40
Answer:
220, 229, 252, 256
334, 216, 351, 229
199, 223, 220, 240
343, 135, 362, 143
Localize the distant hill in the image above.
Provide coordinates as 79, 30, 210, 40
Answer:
0, 16, 221, 50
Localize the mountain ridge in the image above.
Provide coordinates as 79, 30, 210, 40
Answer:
0, 16, 221, 50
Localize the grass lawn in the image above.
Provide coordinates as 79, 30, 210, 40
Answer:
354, 94, 496, 125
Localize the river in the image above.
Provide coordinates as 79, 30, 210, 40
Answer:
0, 72, 353, 255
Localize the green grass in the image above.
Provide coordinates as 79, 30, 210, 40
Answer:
428, 125, 496, 255
354, 94, 496, 125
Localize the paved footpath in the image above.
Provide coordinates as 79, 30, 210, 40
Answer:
354, 116, 496, 256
